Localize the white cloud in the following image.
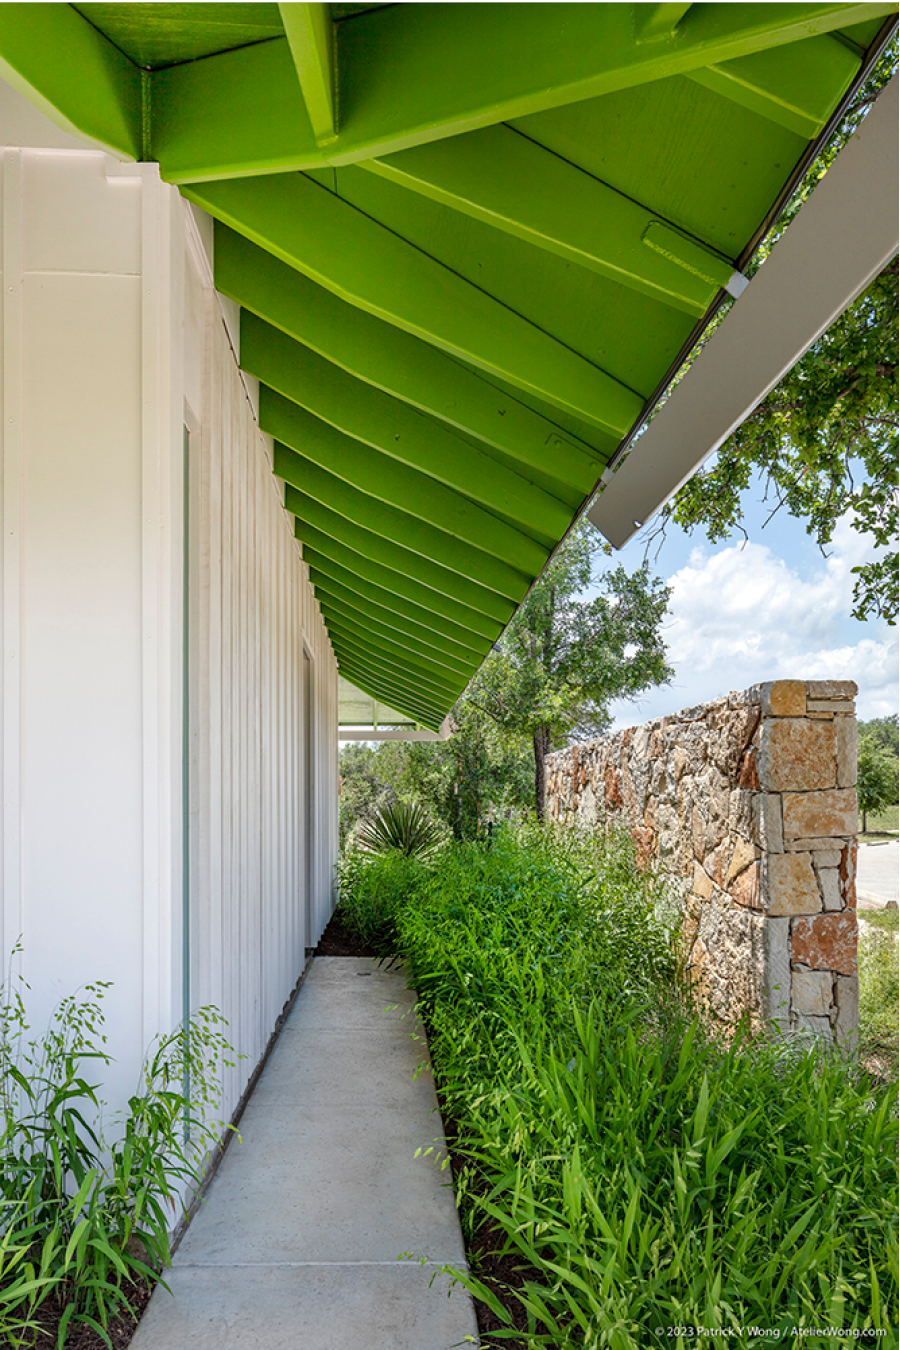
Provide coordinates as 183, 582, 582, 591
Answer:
607, 516, 898, 727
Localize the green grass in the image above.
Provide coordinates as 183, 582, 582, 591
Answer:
861, 802, 898, 834
339, 826, 899, 1349
859, 907, 899, 933
859, 918, 899, 1077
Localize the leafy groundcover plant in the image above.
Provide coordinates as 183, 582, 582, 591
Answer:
339, 825, 898, 1349
0, 949, 238, 1348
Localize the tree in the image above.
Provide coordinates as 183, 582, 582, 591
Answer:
468, 523, 672, 818
337, 702, 533, 846
657, 41, 899, 625
857, 733, 899, 833
859, 713, 899, 758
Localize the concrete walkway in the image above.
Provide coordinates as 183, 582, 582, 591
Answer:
132, 958, 480, 1349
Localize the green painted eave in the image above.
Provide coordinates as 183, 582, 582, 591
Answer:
2, 2, 894, 727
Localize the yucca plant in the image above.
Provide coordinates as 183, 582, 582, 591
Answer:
357, 798, 443, 860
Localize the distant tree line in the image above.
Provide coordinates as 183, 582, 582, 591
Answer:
857, 714, 899, 833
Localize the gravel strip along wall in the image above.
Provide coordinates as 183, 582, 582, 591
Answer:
547, 681, 859, 1047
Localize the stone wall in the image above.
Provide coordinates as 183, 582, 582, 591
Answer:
546, 681, 858, 1047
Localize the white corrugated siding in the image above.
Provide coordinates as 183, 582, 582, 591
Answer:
185, 228, 339, 1120
0, 133, 338, 1133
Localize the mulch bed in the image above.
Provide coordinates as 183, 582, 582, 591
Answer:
313, 905, 375, 957
23, 1279, 153, 1350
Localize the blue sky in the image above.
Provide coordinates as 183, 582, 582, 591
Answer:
594, 478, 898, 730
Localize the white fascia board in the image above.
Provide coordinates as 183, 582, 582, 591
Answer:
589, 75, 899, 550
339, 716, 453, 742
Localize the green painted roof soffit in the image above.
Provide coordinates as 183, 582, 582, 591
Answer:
0, 2, 894, 730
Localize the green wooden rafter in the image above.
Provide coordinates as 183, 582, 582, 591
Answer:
1, 1, 892, 727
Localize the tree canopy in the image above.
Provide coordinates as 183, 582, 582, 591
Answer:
656, 42, 898, 625
468, 523, 672, 817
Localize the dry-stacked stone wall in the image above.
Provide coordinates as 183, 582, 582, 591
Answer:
547, 680, 858, 1047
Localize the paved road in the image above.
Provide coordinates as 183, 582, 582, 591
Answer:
856, 838, 898, 909
132, 958, 478, 1350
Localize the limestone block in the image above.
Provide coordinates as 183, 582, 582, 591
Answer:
727, 837, 759, 884
791, 912, 857, 975
793, 1012, 833, 1040
782, 789, 857, 840
807, 680, 857, 699
762, 916, 791, 1030
738, 750, 760, 789
758, 719, 836, 792
765, 852, 821, 916
810, 850, 841, 868
704, 837, 731, 889
656, 803, 679, 860
839, 842, 857, 909
730, 861, 760, 909
815, 865, 842, 912
728, 788, 752, 839
761, 680, 806, 717
692, 862, 714, 900
835, 716, 857, 788
751, 792, 783, 853
791, 966, 833, 1016
786, 836, 851, 852
808, 699, 854, 713
717, 704, 761, 779
834, 974, 859, 1050
672, 746, 688, 780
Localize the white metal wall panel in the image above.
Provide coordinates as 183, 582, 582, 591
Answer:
184, 228, 338, 1120
0, 148, 179, 1123
0, 130, 339, 1136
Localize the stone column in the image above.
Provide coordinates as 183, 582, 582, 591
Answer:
755, 680, 858, 1048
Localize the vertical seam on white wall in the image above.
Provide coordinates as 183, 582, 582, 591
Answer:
1, 150, 24, 970
137, 162, 173, 1050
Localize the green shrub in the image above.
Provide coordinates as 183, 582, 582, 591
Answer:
336, 845, 432, 953
379, 826, 898, 1348
859, 923, 899, 1066
0, 951, 238, 1346
357, 798, 444, 859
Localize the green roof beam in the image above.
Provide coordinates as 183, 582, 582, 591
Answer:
185, 173, 643, 435
320, 614, 467, 699
0, 4, 142, 159
316, 591, 474, 680
333, 658, 447, 730
334, 645, 460, 718
309, 568, 489, 669
242, 312, 574, 537
278, 4, 337, 144
279, 458, 530, 604
637, 5, 693, 43
686, 34, 860, 139
216, 226, 603, 493
334, 639, 459, 709
363, 124, 736, 316
148, 3, 892, 181
333, 649, 448, 720
286, 487, 516, 625
295, 522, 500, 640
304, 547, 491, 659
265, 395, 550, 574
